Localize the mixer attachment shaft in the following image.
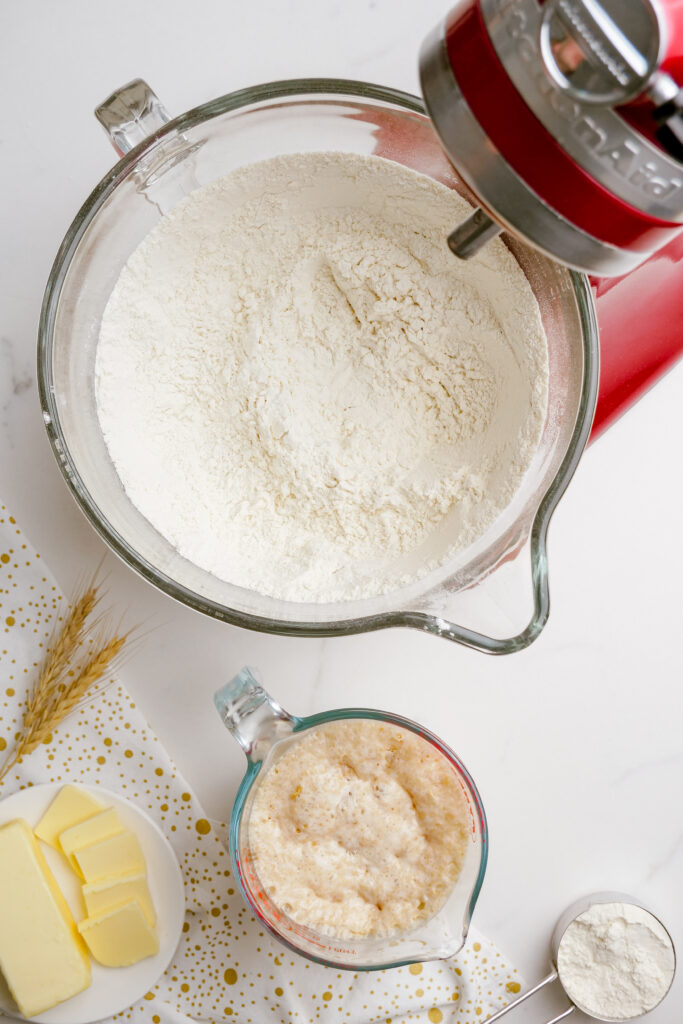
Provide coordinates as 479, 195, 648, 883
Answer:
447, 207, 502, 259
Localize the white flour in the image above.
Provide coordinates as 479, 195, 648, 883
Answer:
96, 152, 548, 602
557, 902, 675, 1020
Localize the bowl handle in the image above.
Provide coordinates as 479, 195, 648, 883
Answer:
95, 78, 171, 157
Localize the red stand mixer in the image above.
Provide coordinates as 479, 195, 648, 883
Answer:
419, 0, 683, 435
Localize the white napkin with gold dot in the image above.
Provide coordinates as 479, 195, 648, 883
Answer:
0, 504, 522, 1024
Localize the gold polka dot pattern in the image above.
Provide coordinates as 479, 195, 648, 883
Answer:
0, 506, 522, 1022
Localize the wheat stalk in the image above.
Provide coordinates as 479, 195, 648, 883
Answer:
0, 582, 130, 784
22, 583, 100, 732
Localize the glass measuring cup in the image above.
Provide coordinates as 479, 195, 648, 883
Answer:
483, 892, 676, 1023
213, 667, 488, 970
37, 77, 599, 653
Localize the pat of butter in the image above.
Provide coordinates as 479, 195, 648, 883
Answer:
78, 898, 159, 967
0, 819, 91, 1017
34, 785, 105, 849
82, 872, 156, 927
59, 807, 124, 875
74, 829, 146, 884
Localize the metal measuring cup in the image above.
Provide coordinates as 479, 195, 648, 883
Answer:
484, 892, 676, 1023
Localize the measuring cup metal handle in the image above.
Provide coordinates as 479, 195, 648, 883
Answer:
547, 1008, 575, 1024
482, 969, 573, 1024
214, 666, 296, 763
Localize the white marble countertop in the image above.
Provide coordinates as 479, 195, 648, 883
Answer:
2, 1, 682, 1020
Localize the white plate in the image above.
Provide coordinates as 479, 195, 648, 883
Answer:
0, 782, 185, 1023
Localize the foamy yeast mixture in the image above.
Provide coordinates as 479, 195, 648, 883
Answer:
96, 151, 548, 603
248, 719, 471, 939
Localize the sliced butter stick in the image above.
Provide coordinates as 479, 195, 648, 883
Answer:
34, 785, 105, 848
0, 819, 91, 1017
82, 872, 156, 927
59, 807, 125, 876
78, 898, 159, 967
74, 830, 146, 884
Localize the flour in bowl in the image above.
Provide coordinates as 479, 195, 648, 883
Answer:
96, 152, 548, 602
248, 718, 471, 939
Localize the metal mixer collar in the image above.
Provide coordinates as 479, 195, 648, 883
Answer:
420, 0, 683, 274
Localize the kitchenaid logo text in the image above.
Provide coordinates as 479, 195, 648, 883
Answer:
501, 0, 682, 200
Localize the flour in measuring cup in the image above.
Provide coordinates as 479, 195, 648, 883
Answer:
95, 152, 548, 602
557, 902, 675, 1020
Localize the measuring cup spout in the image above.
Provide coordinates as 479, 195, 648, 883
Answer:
214, 667, 295, 763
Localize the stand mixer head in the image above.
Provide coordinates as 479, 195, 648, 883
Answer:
419, 0, 683, 275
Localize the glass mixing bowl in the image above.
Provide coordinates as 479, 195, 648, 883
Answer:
38, 78, 599, 652
214, 667, 487, 969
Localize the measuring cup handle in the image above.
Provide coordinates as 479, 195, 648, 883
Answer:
214, 667, 296, 763
482, 970, 570, 1023
546, 1008, 575, 1023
